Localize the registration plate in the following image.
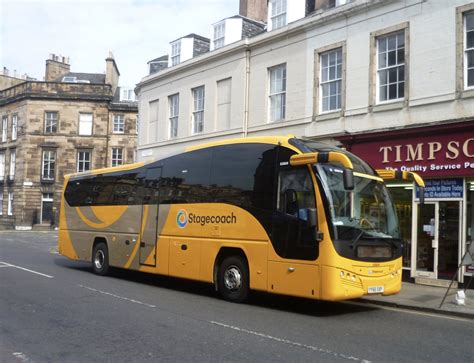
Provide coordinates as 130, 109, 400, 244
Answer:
368, 286, 384, 294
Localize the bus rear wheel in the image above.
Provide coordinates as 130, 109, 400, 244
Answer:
218, 256, 249, 303
92, 242, 109, 276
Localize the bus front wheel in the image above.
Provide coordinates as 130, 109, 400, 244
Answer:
218, 256, 249, 303
92, 242, 109, 276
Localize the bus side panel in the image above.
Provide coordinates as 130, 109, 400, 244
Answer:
138, 236, 170, 275
61, 204, 142, 264
161, 204, 270, 289
169, 237, 201, 280
59, 176, 80, 260
198, 240, 268, 290
268, 262, 320, 298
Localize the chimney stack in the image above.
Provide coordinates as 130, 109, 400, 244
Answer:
45, 53, 70, 81
239, 0, 267, 23
105, 51, 120, 94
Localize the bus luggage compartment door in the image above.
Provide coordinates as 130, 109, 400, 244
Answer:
268, 261, 320, 299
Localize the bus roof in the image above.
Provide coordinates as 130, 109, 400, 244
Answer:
186, 135, 298, 152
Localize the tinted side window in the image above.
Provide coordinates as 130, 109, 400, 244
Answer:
160, 148, 212, 203
112, 172, 141, 205
91, 176, 117, 205
143, 166, 162, 204
65, 170, 143, 207
65, 178, 93, 206
210, 143, 278, 210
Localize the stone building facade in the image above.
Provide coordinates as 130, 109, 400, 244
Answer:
0, 54, 137, 229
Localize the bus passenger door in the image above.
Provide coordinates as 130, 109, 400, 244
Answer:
139, 167, 162, 266
268, 166, 320, 298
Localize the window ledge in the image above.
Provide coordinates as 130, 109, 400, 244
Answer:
314, 110, 343, 122
459, 89, 474, 99
371, 101, 405, 113
41, 179, 55, 184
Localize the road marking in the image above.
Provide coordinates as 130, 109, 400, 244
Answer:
344, 301, 473, 322
0, 262, 54, 279
12, 352, 33, 362
78, 285, 156, 308
210, 321, 371, 362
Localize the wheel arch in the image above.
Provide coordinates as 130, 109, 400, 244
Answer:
92, 236, 108, 257
213, 247, 249, 291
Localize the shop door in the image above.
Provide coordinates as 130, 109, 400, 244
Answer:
414, 201, 461, 280
437, 201, 460, 280
414, 203, 437, 278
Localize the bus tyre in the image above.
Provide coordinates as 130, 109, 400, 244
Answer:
92, 242, 109, 276
218, 256, 249, 303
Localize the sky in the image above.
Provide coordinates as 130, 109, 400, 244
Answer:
0, 0, 238, 87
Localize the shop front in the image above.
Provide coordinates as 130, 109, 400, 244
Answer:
338, 121, 474, 286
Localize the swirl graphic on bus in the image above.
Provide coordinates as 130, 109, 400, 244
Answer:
176, 209, 188, 229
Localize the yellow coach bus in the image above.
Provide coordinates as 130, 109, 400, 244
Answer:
58, 136, 424, 302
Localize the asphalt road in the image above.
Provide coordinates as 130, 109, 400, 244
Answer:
1, 231, 473, 363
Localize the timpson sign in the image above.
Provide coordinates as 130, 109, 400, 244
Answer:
342, 129, 474, 178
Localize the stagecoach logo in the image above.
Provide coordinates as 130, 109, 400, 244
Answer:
176, 209, 189, 229
176, 209, 238, 228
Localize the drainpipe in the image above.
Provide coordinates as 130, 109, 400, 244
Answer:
243, 44, 250, 138
105, 87, 111, 167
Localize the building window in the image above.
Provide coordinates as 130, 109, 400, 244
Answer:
0, 152, 5, 182
2, 116, 7, 142
62, 76, 77, 83
111, 148, 123, 167
45, 112, 58, 133
149, 100, 159, 124
465, 12, 474, 89
213, 21, 225, 49
79, 113, 93, 135
192, 86, 205, 134
120, 88, 135, 101
77, 150, 91, 172
42, 150, 56, 181
171, 40, 181, 66
113, 114, 125, 133
169, 94, 179, 139
377, 30, 405, 103
12, 114, 17, 141
269, 64, 286, 122
9, 149, 15, 180
320, 48, 342, 112
7, 191, 13, 216
270, 0, 287, 30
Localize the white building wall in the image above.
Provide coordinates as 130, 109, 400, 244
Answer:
226, 18, 243, 46
181, 37, 194, 63
138, 47, 248, 160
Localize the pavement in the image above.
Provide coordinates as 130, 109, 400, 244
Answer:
358, 280, 474, 319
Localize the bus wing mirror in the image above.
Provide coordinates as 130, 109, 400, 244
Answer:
343, 169, 354, 191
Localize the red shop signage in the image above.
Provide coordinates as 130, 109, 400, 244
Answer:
338, 123, 474, 178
